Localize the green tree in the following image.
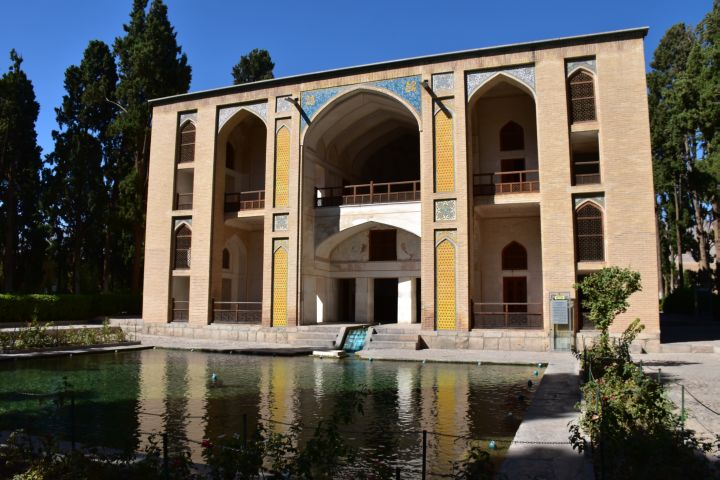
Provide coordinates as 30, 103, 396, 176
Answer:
0, 50, 43, 292
691, 0, 720, 291
112, 0, 191, 292
231, 48, 274, 84
575, 267, 642, 338
47, 41, 117, 293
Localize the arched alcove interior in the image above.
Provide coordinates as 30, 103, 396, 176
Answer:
468, 76, 538, 181
219, 111, 267, 198
304, 90, 420, 197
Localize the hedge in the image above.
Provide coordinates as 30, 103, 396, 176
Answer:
661, 287, 719, 314
0, 293, 141, 323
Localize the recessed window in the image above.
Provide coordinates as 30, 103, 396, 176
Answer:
174, 225, 192, 269
178, 122, 196, 164
500, 121, 524, 151
570, 131, 600, 185
575, 203, 604, 261
568, 70, 596, 123
502, 241, 528, 270
222, 248, 230, 270
369, 230, 397, 261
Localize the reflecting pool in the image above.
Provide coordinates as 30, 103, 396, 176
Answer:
0, 349, 544, 476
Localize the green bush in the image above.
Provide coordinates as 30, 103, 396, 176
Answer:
0, 321, 127, 352
0, 293, 141, 323
661, 287, 720, 314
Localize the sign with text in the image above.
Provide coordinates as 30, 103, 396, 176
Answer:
550, 292, 570, 325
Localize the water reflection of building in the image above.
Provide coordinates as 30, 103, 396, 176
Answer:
259, 358, 297, 433
137, 350, 208, 463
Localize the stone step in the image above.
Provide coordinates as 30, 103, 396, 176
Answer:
369, 333, 421, 342
364, 340, 419, 350
289, 339, 337, 348
293, 331, 339, 340
373, 326, 422, 335
297, 325, 348, 332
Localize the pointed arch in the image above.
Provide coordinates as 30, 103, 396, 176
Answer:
467, 72, 537, 105
502, 241, 527, 270
568, 69, 596, 123
435, 238, 457, 330
575, 201, 604, 261
272, 245, 288, 326
177, 122, 196, 164
174, 224, 192, 269
499, 121, 524, 151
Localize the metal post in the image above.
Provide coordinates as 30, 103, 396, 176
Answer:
162, 433, 169, 480
421, 430, 427, 480
657, 368, 662, 384
70, 392, 76, 451
243, 413, 248, 447
681, 385, 686, 430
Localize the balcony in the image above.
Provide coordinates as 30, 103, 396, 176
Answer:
472, 302, 543, 329
315, 180, 420, 208
171, 299, 189, 322
473, 170, 539, 196
175, 192, 193, 210
212, 301, 262, 324
224, 190, 265, 212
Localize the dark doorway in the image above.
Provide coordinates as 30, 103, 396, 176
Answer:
500, 158, 525, 184
503, 276, 527, 312
415, 278, 421, 324
374, 278, 398, 323
369, 230, 397, 261
338, 279, 356, 323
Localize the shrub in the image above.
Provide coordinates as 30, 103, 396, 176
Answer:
0, 293, 141, 323
0, 321, 127, 352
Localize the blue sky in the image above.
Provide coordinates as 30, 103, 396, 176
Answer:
0, 0, 713, 156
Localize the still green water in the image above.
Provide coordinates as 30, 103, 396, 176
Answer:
0, 349, 543, 476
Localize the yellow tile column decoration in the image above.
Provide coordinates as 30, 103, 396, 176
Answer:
435, 230, 457, 330
274, 126, 290, 207
272, 239, 288, 327
434, 109, 454, 193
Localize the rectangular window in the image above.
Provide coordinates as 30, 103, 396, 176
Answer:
369, 230, 397, 261
570, 131, 600, 185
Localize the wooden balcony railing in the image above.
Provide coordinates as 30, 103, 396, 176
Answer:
171, 299, 189, 322
473, 170, 540, 196
174, 248, 191, 269
574, 173, 601, 185
175, 192, 193, 210
225, 190, 265, 212
472, 302, 543, 329
212, 301, 262, 324
315, 180, 420, 208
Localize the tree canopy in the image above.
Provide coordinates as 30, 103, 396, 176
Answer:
231, 48, 275, 84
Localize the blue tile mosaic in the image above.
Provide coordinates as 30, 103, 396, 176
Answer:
276, 95, 293, 113
300, 75, 422, 130
179, 112, 196, 126
432, 73, 454, 91
218, 102, 268, 131
466, 65, 535, 100
434, 199, 457, 221
566, 59, 596, 76
273, 214, 289, 232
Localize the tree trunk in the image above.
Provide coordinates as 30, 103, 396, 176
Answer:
130, 225, 143, 294
691, 190, 710, 286
673, 181, 684, 288
714, 198, 720, 293
130, 124, 151, 294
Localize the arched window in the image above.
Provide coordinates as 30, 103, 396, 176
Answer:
502, 241, 527, 270
575, 203, 604, 261
222, 248, 230, 270
568, 70, 596, 123
178, 122, 196, 164
226, 143, 235, 169
500, 121, 524, 151
174, 225, 192, 269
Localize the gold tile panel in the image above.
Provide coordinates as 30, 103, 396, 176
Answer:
436, 239, 456, 330
434, 110, 454, 193
274, 127, 290, 207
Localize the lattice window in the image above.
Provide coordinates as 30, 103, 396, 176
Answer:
174, 225, 192, 269
222, 248, 230, 270
274, 127, 290, 207
500, 121, 524, 151
568, 71, 596, 123
502, 241, 527, 270
436, 240, 456, 330
178, 122, 195, 164
226, 143, 235, 169
576, 203, 604, 261
272, 246, 288, 326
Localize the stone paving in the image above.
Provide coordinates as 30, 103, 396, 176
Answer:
635, 351, 720, 443
133, 333, 319, 356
